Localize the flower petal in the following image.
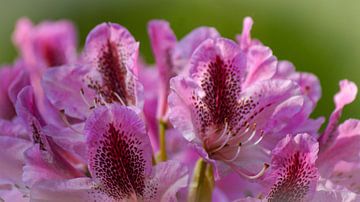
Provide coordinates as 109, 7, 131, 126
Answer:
23, 144, 83, 187
242, 45, 277, 88
0, 136, 30, 185
275, 61, 322, 109
265, 134, 319, 202
148, 20, 177, 82
13, 18, 77, 70
42, 65, 94, 119
83, 22, 142, 107
172, 26, 220, 75
187, 37, 246, 139
147, 161, 188, 202
317, 119, 360, 178
320, 80, 358, 148
30, 178, 93, 202
84, 104, 153, 201
0, 65, 21, 120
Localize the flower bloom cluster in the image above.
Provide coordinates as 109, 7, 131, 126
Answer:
0, 17, 359, 202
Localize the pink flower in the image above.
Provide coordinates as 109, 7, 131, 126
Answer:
43, 22, 143, 120
168, 36, 303, 179
30, 104, 188, 201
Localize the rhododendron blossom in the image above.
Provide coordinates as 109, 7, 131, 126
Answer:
0, 16, 359, 202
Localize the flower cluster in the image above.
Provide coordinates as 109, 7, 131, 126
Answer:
0, 17, 359, 202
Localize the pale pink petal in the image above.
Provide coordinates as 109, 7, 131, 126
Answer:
236, 17, 262, 52
30, 178, 93, 202
242, 45, 277, 88
275, 61, 322, 109
0, 136, 30, 185
172, 26, 220, 75
326, 162, 360, 194
320, 80, 358, 148
0, 181, 29, 202
147, 161, 188, 201
42, 65, 94, 119
317, 119, 360, 178
23, 145, 83, 187
168, 76, 200, 142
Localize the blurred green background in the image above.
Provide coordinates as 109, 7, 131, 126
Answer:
1, 0, 359, 121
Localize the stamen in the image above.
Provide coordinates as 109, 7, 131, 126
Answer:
218, 146, 241, 162
113, 92, 126, 105
251, 130, 264, 146
229, 162, 269, 180
208, 121, 230, 153
59, 110, 82, 134
80, 88, 92, 109
242, 128, 257, 144
93, 98, 99, 108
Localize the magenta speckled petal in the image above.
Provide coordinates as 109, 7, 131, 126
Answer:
84, 104, 153, 201
265, 134, 319, 202
83, 22, 142, 107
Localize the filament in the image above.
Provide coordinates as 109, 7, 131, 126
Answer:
229, 162, 269, 180
59, 110, 82, 134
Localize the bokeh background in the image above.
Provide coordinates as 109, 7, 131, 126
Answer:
1, 0, 359, 122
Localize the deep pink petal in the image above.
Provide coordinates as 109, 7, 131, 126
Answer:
0, 65, 21, 120
8, 62, 30, 106
138, 65, 160, 151
148, 20, 177, 119
13, 18, 77, 70
148, 20, 177, 82
169, 37, 303, 177
85, 104, 153, 200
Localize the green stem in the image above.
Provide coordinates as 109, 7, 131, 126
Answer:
188, 158, 214, 202
157, 119, 167, 162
